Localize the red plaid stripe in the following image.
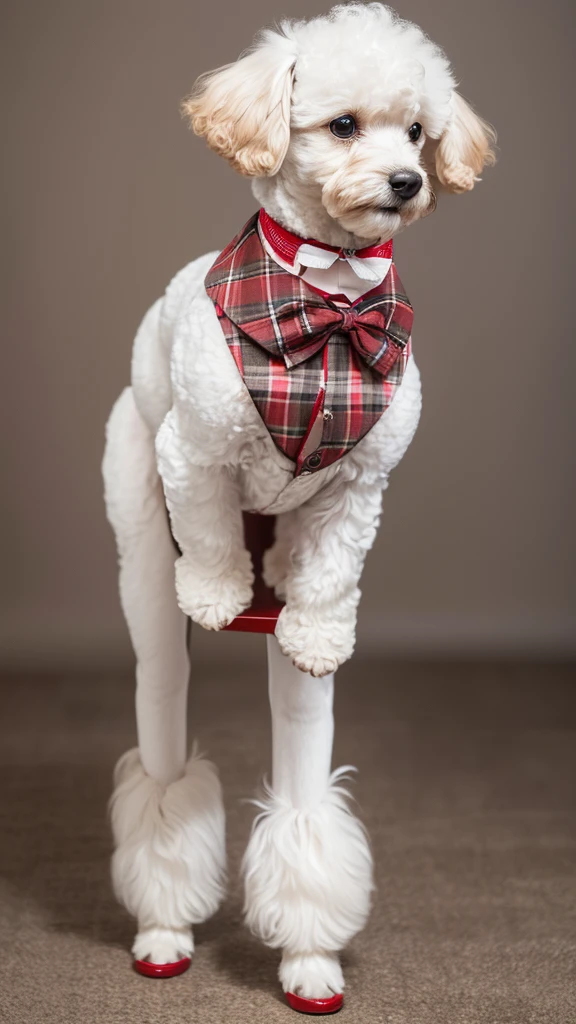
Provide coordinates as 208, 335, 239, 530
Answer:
205, 213, 413, 476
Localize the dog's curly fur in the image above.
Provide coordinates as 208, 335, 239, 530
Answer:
103, 3, 494, 1000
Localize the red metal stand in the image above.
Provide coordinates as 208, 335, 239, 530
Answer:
223, 513, 284, 633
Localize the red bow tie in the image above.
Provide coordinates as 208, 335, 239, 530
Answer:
241, 295, 408, 377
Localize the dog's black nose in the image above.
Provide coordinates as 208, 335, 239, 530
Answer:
389, 170, 423, 200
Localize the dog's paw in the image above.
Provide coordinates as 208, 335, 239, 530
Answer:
275, 605, 356, 676
262, 541, 290, 601
132, 926, 193, 964
175, 555, 254, 629
279, 951, 344, 999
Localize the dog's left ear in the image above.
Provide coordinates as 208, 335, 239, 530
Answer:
434, 92, 496, 193
182, 29, 297, 177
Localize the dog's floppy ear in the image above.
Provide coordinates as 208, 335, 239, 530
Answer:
182, 29, 297, 177
434, 92, 496, 193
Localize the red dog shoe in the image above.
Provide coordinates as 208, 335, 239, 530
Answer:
133, 956, 191, 978
286, 991, 344, 1014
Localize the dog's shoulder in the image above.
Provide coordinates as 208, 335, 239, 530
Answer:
160, 251, 220, 332
164, 252, 261, 443
131, 252, 220, 433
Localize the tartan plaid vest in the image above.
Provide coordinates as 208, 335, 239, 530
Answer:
205, 213, 413, 477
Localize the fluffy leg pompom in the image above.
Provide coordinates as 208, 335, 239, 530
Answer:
110, 747, 226, 962
243, 768, 373, 996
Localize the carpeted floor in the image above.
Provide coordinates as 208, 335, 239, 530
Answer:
0, 655, 575, 1023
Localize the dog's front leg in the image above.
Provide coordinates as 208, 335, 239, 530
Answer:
156, 411, 254, 629
276, 475, 383, 676
243, 635, 372, 1002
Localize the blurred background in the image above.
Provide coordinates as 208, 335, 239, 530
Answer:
1, 0, 575, 671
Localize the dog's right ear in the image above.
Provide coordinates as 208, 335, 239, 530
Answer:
183, 29, 297, 177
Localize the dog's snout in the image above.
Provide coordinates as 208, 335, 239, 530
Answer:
389, 170, 423, 200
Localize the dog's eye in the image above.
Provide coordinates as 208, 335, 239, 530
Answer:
408, 122, 423, 142
329, 115, 357, 139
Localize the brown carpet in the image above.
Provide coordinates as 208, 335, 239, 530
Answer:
0, 657, 575, 1023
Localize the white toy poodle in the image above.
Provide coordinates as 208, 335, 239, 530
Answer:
103, 3, 494, 1013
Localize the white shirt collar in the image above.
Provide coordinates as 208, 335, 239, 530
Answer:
259, 231, 392, 303
295, 241, 392, 283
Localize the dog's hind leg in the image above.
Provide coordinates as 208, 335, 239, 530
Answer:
102, 386, 226, 967
243, 635, 373, 1003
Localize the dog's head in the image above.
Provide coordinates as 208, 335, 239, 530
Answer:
184, 3, 496, 243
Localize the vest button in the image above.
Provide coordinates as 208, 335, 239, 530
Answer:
306, 452, 322, 469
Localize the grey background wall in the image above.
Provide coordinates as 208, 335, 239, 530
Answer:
1, 0, 574, 669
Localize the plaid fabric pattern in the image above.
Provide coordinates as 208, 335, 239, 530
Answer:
205, 213, 413, 476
